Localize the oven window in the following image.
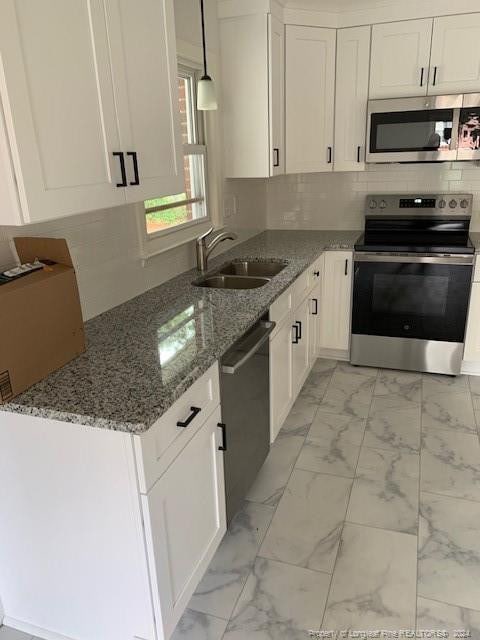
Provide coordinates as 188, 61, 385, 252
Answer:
370, 109, 453, 153
372, 274, 448, 316
352, 261, 472, 343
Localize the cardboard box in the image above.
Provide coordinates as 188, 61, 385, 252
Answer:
0, 237, 85, 404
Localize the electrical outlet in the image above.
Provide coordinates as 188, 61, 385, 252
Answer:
224, 194, 237, 218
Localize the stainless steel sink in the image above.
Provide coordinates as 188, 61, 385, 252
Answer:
193, 274, 271, 289
218, 260, 287, 278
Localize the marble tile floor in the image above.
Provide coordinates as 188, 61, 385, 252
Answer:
2, 359, 480, 640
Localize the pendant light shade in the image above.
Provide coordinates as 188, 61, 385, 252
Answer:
197, 0, 217, 111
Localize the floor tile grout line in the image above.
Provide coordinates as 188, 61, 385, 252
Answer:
415, 373, 425, 631
341, 518, 417, 537
219, 358, 339, 639
319, 363, 379, 632
254, 552, 334, 577
416, 593, 480, 615
420, 488, 480, 505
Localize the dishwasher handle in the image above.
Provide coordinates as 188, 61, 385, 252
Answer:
221, 321, 276, 375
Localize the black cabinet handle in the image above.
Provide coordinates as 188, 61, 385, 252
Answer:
327, 146, 333, 164
312, 298, 318, 315
357, 146, 361, 163
217, 423, 227, 451
296, 320, 302, 340
344, 259, 349, 276
176, 406, 201, 428
127, 151, 140, 185
420, 67, 424, 87
432, 66, 438, 86
314, 270, 320, 277
273, 148, 280, 167
292, 324, 299, 344
113, 152, 127, 187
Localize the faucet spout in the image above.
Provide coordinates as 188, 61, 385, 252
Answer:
196, 228, 238, 272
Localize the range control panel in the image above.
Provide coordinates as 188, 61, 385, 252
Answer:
366, 194, 473, 215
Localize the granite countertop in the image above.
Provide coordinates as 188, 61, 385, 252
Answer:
1, 230, 360, 433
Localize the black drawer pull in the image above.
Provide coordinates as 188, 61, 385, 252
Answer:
292, 324, 299, 344
176, 406, 201, 428
312, 298, 318, 315
127, 151, 140, 185
296, 320, 302, 340
113, 152, 127, 187
432, 66, 438, 86
420, 67, 424, 87
357, 146, 361, 163
327, 146, 333, 164
218, 423, 227, 451
273, 148, 280, 167
345, 259, 349, 276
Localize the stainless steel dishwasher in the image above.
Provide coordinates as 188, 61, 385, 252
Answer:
219, 317, 275, 524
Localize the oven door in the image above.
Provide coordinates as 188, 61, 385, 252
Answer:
352, 254, 473, 343
366, 95, 462, 163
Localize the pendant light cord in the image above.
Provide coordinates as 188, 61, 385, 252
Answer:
200, 0, 208, 77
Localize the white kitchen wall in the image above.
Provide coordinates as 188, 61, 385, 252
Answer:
266, 163, 480, 230
0, 0, 267, 321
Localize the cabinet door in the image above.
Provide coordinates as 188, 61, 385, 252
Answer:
269, 15, 285, 176
270, 319, 294, 442
0, 0, 125, 224
320, 252, 352, 352
335, 26, 371, 172
105, 0, 184, 202
142, 408, 226, 639
429, 14, 480, 95
309, 281, 322, 364
286, 26, 335, 173
292, 296, 310, 395
464, 283, 480, 362
369, 19, 433, 99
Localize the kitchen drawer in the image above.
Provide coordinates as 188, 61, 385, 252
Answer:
292, 268, 311, 307
474, 256, 480, 283
133, 362, 220, 493
269, 284, 293, 332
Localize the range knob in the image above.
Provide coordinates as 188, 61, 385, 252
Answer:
461, 199, 469, 209
369, 199, 378, 210
438, 199, 446, 208
449, 199, 458, 209
379, 200, 387, 209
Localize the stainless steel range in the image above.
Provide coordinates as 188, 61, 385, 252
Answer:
351, 194, 475, 375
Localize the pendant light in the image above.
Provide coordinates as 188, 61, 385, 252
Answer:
197, 0, 217, 111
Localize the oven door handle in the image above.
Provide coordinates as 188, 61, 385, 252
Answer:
354, 253, 474, 266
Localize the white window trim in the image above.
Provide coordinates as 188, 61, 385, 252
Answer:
137, 58, 213, 262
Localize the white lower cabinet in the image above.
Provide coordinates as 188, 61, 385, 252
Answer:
141, 406, 226, 640
320, 251, 353, 354
270, 318, 294, 442
464, 282, 480, 363
292, 295, 310, 395
309, 280, 322, 361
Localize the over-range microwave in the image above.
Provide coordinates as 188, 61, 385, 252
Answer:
366, 94, 480, 163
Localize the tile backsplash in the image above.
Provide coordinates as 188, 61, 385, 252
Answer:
266, 162, 480, 231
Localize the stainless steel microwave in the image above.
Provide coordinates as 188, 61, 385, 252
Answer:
366, 93, 480, 163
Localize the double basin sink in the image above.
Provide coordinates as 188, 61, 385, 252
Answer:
193, 260, 288, 290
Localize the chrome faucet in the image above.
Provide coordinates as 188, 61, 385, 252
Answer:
196, 227, 238, 272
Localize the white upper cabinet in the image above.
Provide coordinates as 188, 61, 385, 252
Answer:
369, 19, 433, 99
334, 26, 371, 171
269, 15, 285, 176
220, 12, 284, 178
105, 0, 183, 202
0, 0, 125, 224
0, 0, 182, 225
429, 13, 480, 95
286, 26, 336, 173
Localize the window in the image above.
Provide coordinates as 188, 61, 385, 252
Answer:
145, 66, 207, 235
